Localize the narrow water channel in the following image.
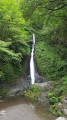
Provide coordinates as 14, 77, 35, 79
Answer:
0, 96, 57, 120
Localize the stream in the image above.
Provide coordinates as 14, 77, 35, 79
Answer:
0, 96, 56, 120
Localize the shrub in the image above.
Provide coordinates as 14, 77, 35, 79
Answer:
0, 71, 5, 83
49, 97, 59, 104
50, 104, 62, 116
56, 110, 62, 117
3, 63, 15, 84
24, 85, 42, 100
48, 92, 59, 104
29, 84, 42, 93
48, 92, 56, 98
0, 89, 8, 97
35, 41, 67, 81
0, 48, 22, 84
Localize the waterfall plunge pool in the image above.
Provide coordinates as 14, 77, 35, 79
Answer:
0, 96, 57, 120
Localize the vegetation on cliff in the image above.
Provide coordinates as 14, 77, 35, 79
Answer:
0, 0, 67, 116
0, 0, 31, 85
20, 0, 67, 116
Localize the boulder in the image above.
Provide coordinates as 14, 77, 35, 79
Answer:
35, 73, 46, 83
35, 81, 53, 91
0, 100, 4, 103
56, 117, 67, 120
38, 91, 49, 104
62, 97, 67, 104
63, 109, 67, 116
58, 103, 63, 109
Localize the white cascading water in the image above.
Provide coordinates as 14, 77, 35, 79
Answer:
30, 33, 35, 84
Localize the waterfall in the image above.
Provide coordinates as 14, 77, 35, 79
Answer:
30, 33, 35, 84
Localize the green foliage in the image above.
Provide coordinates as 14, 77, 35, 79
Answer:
62, 76, 67, 90
56, 110, 62, 117
20, 0, 67, 117
48, 92, 59, 105
49, 97, 59, 105
48, 92, 56, 98
29, 84, 42, 93
50, 104, 62, 116
0, 51, 21, 84
0, 0, 31, 54
24, 85, 42, 100
0, 40, 11, 47
0, 0, 31, 85
3, 64, 15, 84
0, 89, 8, 97
53, 77, 67, 97
0, 71, 4, 81
48, 78, 67, 116
35, 41, 67, 81
0, 42, 22, 84
49, 104, 57, 115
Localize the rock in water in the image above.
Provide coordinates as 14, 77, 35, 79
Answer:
0, 110, 6, 115
56, 117, 67, 120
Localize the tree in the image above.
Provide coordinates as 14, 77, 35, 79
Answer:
0, 0, 31, 84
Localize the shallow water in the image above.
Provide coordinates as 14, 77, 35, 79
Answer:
0, 96, 56, 120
